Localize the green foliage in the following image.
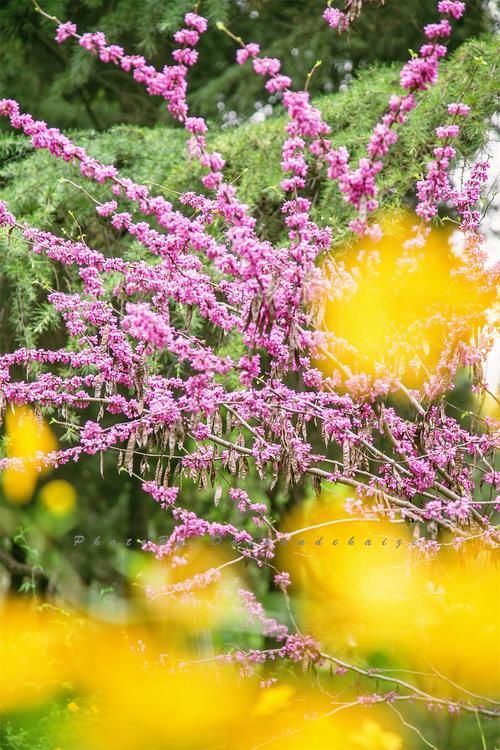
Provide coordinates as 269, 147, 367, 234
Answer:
0, 35, 497, 352
0, 699, 74, 750
0, 0, 492, 129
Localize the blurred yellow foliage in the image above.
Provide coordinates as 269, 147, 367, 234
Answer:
133, 541, 243, 634
238, 686, 404, 750
39, 479, 77, 516
0, 598, 256, 748
1, 488, 496, 747
0, 596, 407, 750
1, 405, 57, 504
280, 493, 500, 699
314, 212, 494, 388
251, 683, 296, 717
81, 631, 255, 750
0, 601, 79, 711
279, 495, 417, 653
351, 720, 403, 750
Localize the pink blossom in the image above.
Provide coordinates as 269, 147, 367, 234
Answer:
323, 7, 349, 31
236, 43, 260, 65
265, 75, 292, 93
173, 29, 200, 46
143, 481, 179, 509
0, 199, 15, 226
435, 124, 460, 138
424, 19, 452, 39
185, 116, 207, 133
447, 102, 470, 116
55, 22, 77, 43
437, 1, 466, 19
274, 571, 291, 591
279, 633, 320, 663
184, 12, 208, 33
253, 57, 281, 77
239, 589, 289, 641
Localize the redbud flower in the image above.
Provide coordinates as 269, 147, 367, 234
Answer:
437, 0, 466, 19
435, 124, 460, 138
253, 57, 281, 77
274, 572, 291, 591
185, 117, 208, 134
0, 199, 15, 226
236, 43, 260, 65
424, 19, 452, 39
55, 22, 77, 44
184, 12, 208, 34
447, 102, 470, 116
323, 7, 348, 31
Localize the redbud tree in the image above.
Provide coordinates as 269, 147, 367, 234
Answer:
0, 0, 498, 729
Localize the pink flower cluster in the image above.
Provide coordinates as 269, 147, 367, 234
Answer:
449, 160, 490, 231
55, 12, 207, 120
415, 101, 474, 221
323, 7, 349, 32
320, 0, 466, 235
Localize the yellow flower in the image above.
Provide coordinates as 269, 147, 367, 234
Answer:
252, 684, 295, 717
2, 467, 37, 505
67, 701, 79, 713
280, 490, 500, 699
39, 479, 77, 516
313, 211, 495, 390
351, 720, 403, 750
2, 405, 58, 504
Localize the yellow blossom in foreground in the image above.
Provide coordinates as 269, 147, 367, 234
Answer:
280, 493, 500, 699
131, 541, 244, 633
313, 212, 495, 390
39, 479, 77, 515
2, 466, 37, 505
1, 405, 58, 504
238, 685, 404, 750
0, 597, 407, 750
0, 601, 78, 711
251, 684, 296, 717
350, 720, 403, 750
